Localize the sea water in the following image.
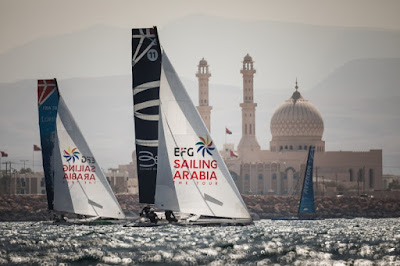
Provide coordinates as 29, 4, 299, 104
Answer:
0, 218, 399, 265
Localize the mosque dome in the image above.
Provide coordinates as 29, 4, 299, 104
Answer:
270, 82, 324, 139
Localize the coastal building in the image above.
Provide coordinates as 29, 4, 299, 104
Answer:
197, 55, 383, 196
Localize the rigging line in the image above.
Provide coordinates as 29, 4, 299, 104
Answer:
160, 98, 216, 217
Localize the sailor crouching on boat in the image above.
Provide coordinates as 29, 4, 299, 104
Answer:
140, 206, 151, 218
165, 210, 178, 223
148, 209, 159, 224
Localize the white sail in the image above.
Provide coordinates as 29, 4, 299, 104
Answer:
154, 54, 251, 219
38, 79, 125, 219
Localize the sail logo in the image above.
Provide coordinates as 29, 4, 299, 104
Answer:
63, 147, 80, 163
62, 147, 97, 183
138, 151, 158, 168
196, 136, 215, 157
172, 136, 218, 185
174, 147, 194, 157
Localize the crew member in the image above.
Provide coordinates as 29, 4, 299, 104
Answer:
148, 209, 159, 224
165, 210, 178, 223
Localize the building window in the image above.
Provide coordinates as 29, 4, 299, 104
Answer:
272, 174, 277, 180
289, 145, 293, 150
40, 178, 45, 187
245, 174, 250, 180
369, 169, 374, 188
258, 174, 263, 180
304, 145, 308, 150
358, 169, 363, 182
285, 145, 288, 149
349, 169, 354, 182
299, 146, 302, 150
280, 146, 283, 151
231, 172, 238, 181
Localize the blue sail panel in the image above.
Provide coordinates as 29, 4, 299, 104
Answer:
299, 146, 316, 214
132, 27, 162, 204
38, 79, 60, 210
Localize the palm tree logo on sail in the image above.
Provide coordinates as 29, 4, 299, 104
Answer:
196, 136, 215, 157
63, 147, 80, 163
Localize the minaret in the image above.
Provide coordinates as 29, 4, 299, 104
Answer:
196, 58, 212, 132
238, 54, 260, 154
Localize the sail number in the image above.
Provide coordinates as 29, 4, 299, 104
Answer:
147, 49, 158, 62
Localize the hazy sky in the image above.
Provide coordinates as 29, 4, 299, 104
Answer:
1, 0, 400, 54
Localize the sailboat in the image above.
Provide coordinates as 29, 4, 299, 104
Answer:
272, 146, 316, 220
131, 27, 253, 226
38, 79, 126, 224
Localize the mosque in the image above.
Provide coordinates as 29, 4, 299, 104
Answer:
196, 55, 383, 196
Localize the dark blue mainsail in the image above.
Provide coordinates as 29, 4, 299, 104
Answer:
132, 27, 162, 204
298, 146, 316, 215
38, 79, 60, 210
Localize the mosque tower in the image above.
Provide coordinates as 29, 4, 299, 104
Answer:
196, 58, 212, 132
238, 54, 260, 155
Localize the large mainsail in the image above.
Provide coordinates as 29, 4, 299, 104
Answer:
131, 27, 162, 204
38, 79, 125, 219
298, 146, 316, 215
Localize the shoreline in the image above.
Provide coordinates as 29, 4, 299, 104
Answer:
0, 194, 399, 221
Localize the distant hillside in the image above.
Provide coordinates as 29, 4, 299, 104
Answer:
1, 16, 400, 91
308, 58, 400, 174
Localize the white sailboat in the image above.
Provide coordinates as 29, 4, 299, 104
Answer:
132, 27, 252, 226
38, 79, 125, 224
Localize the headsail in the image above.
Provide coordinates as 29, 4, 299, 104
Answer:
298, 146, 316, 215
38, 79, 125, 219
131, 27, 162, 204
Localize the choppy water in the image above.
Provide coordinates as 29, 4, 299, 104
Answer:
0, 218, 399, 265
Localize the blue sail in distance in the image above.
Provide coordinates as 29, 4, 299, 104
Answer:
298, 146, 316, 214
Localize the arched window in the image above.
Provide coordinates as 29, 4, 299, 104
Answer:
231, 172, 238, 181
